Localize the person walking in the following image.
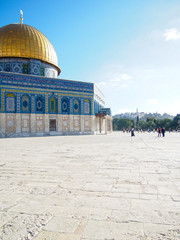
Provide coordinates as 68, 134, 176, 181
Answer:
162, 127, 165, 137
158, 127, 161, 137
131, 128, 135, 137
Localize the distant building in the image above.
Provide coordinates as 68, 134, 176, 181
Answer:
114, 112, 145, 119
113, 111, 173, 120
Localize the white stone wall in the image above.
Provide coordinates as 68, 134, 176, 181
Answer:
0, 113, 94, 137
94, 115, 113, 135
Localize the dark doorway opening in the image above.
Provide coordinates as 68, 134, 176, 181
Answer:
50, 119, 56, 131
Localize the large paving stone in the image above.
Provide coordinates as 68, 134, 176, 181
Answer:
34, 231, 81, 240
0, 132, 180, 239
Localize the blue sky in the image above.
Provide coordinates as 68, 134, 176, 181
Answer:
1, 0, 180, 115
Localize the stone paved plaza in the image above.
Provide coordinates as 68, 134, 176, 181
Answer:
0, 132, 180, 240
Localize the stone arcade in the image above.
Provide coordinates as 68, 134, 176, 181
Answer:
0, 18, 112, 137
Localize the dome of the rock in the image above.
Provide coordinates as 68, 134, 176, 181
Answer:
0, 23, 60, 76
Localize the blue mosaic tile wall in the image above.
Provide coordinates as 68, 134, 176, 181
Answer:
0, 58, 58, 78
0, 71, 94, 115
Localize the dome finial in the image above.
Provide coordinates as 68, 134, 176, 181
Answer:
20, 10, 23, 24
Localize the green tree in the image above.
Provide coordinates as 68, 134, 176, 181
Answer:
154, 119, 164, 129
146, 117, 156, 129
113, 118, 119, 130
113, 115, 175, 131
136, 115, 139, 125
113, 118, 134, 130
137, 120, 148, 130
172, 114, 180, 130
161, 118, 173, 130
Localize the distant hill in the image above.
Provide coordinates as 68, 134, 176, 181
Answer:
113, 112, 174, 120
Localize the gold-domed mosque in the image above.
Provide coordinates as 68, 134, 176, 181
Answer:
0, 23, 60, 76
0, 12, 112, 137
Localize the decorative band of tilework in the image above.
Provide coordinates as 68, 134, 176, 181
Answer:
81, 99, 84, 114
58, 95, 61, 113
17, 94, 20, 112
6, 93, 15, 112
0, 72, 93, 94
0, 89, 1, 110
1, 90, 4, 111
0, 88, 94, 115
45, 94, 48, 113
0, 58, 58, 78
70, 99, 73, 114
22, 95, 30, 113
31, 96, 35, 113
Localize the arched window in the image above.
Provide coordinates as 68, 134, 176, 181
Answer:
50, 97, 57, 113
73, 99, 80, 114
6, 93, 15, 112
84, 99, 90, 114
36, 96, 44, 113
22, 95, 30, 113
61, 97, 69, 114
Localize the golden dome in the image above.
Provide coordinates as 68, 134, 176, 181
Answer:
0, 23, 60, 74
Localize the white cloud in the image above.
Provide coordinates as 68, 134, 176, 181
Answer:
122, 83, 128, 87
96, 81, 107, 87
109, 77, 121, 82
160, 100, 180, 116
109, 73, 132, 82
121, 73, 132, 80
95, 69, 132, 90
147, 99, 159, 104
163, 28, 180, 41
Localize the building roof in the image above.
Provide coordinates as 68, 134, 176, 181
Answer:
0, 23, 60, 74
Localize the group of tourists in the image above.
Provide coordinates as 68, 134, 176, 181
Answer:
122, 128, 136, 137
157, 127, 165, 137
122, 127, 166, 137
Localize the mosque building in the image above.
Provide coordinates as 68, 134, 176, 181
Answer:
0, 13, 112, 137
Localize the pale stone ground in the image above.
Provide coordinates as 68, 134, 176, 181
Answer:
0, 132, 180, 240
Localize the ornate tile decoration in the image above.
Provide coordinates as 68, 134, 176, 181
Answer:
84, 99, 90, 114
12, 63, 22, 73
31, 95, 35, 113
0, 72, 96, 115
22, 95, 30, 112
0, 58, 57, 77
62, 97, 69, 114
36, 96, 44, 113
74, 99, 80, 114
50, 97, 57, 113
6, 94, 15, 112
